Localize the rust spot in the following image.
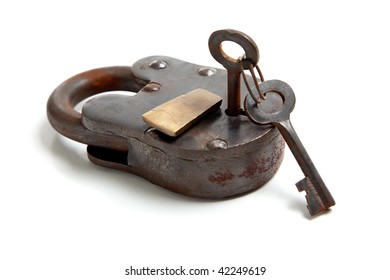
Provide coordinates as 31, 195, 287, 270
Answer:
239, 159, 269, 179
239, 138, 285, 179
209, 171, 235, 186
240, 163, 258, 178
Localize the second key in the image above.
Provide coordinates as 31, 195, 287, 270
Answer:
244, 79, 335, 216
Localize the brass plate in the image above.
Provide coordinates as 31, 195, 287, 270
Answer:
142, 88, 222, 137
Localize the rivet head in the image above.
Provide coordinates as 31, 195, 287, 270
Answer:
145, 127, 156, 134
207, 139, 228, 150
143, 82, 161, 92
149, 60, 168, 69
197, 67, 217, 76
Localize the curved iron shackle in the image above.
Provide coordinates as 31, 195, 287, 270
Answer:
47, 66, 146, 152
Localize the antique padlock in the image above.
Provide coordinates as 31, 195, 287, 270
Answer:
47, 29, 335, 216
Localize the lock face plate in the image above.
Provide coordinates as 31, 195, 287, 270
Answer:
81, 56, 285, 198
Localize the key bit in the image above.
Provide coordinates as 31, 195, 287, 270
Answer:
244, 79, 335, 216
296, 177, 326, 216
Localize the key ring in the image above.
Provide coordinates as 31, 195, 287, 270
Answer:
239, 57, 266, 103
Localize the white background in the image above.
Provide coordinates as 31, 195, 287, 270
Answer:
1, 1, 389, 279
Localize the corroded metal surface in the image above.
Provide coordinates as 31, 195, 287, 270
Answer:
80, 56, 285, 198
47, 55, 285, 199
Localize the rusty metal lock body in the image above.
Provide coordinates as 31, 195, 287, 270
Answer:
47, 55, 285, 199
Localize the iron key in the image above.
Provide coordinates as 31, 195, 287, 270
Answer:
244, 80, 335, 216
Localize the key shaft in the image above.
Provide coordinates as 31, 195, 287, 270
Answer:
275, 119, 335, 215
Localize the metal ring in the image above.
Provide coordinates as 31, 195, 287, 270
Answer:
244, 80, 296, 125
209, 29, 259, 71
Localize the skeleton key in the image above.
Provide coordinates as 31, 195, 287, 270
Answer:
244, 79, 335, 216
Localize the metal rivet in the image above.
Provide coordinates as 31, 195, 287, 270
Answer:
207, 139, 228, 150
149, 60, 168, 69
144, 127, 156, 134
144, 127, 159, 140
197, 67, 217, 76
143, 82, 161, 92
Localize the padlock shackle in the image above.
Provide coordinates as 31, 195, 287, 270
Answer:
47, 66, 146, 152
